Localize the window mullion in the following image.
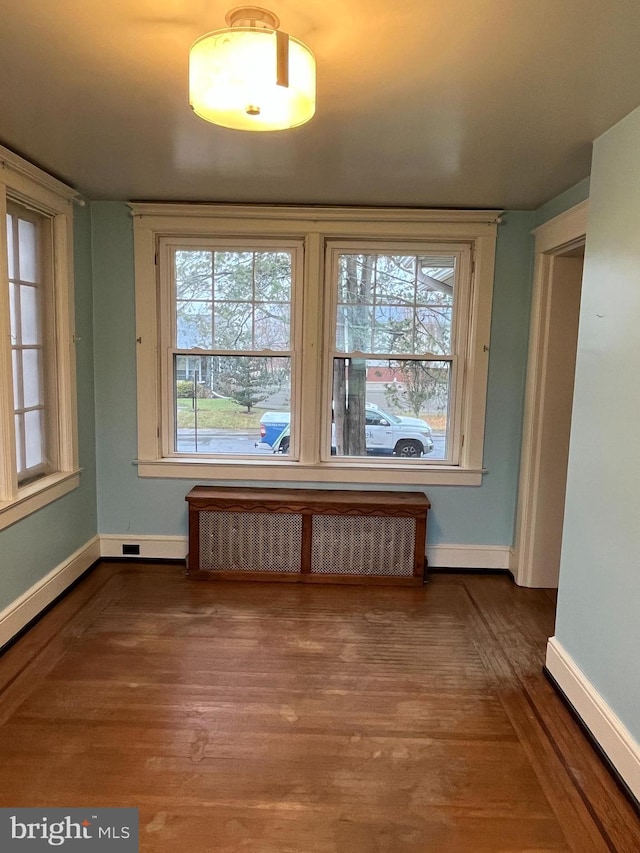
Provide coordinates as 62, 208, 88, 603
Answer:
15, 347, 27, 482
298, 231, 322, 465
210, 250, 215, 351
160, 243, 177, 459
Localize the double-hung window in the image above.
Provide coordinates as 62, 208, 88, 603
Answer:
7, 204, 52, 484
326, 243, 469, 464
159, 240, 302, 457
0, 146, 79, 529
133, 205, 498, 485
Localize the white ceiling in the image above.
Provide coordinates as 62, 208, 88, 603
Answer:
2, 0, 640, 208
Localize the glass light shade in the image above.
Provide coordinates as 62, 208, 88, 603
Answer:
189, 27, 316, 131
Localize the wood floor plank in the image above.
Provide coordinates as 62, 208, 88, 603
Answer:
0, 562, 637, 852
459, 574, 640, 853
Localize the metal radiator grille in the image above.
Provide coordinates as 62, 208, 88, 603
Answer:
311, 514, 416, 576
199, 510, 302, 573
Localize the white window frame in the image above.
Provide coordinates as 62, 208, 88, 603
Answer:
158, 236, 304, 460
322, 240, 472, 467
0, 146, 80, 530
132, 203, 499, 486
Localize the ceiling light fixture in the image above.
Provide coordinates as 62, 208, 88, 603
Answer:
189, 6, 316, 131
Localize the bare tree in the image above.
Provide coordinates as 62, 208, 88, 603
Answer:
384, 361, 448, 419
334, 254, 374, 455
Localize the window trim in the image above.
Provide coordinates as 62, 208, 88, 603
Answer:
322, 239, 471, 467
7, 202, 57, 485
131, 203, 500, 486
157, 236, 304, 461
0, 146, 80, 530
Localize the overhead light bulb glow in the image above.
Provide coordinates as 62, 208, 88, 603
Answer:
189, 7, 316, 131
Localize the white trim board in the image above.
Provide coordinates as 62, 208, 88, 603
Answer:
428, 544, 510, 570
99, 534, 510, 570
546, 637, 640, 801
531, 200, 589, 252
514, 200, 589, 588
99, 534, 189, 561
0, 535, 100, 649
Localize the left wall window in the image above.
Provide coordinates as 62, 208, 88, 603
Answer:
0, 146, 80, 529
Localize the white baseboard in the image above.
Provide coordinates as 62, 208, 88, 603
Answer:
428, 543, 511, 570
546, 636, 640, 801
99, 534, 188, 560
0, 535, 101, 649
99, 534, 509, 571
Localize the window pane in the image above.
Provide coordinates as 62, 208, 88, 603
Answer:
254, 303, 290, 349
15, 414, 23, 473
417, 261, 455, 302
337, 254, 376, 304
21, 285, 40, 345
254, 252, 291, 301
336, 303, 373, 352
18, 218, 38, 282
331, 357, 450, 460
336, 252, 455, 356
9, 282, 17, 339
174, 354, 291, 455
6, 214, 14, 279
175, 250, 212, 300
415, 306, 453, 355
22, 348, 43, 408
375, 255, 416, 303
212, 301, 253, 350
12, 350, 21, 409
24, 409, 44, 469
176, 300, 212, 348
372, 306, 414, 353
214, 251, 254, 300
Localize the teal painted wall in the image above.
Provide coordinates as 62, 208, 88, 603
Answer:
92, 203, 535, 546
554, 107, 640, 741
534, 177, 590, 227
0, 204, 98, 611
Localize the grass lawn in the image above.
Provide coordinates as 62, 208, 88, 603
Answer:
176, 397, 447, 433
177, 397, 264, 429
422, 413, 447, 431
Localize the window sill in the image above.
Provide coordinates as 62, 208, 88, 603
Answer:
135, 458, 484, 486
0, 470, 81, 531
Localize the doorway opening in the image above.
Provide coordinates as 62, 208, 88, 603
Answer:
513, 202, 588, 588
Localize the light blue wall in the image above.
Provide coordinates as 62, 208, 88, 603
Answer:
554, 107, 640, 742
92, 203, 197, 535
427, 211, 535, 544
534, 177, 590, 228
92, 203, 535, 546
0, 205, 98, 611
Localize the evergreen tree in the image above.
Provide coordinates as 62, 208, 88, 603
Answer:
217, 357, 285, 414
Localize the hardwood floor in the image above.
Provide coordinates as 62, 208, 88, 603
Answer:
0, 562, 637, 852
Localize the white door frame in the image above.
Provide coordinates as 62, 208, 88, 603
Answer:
513, 200, 589, 587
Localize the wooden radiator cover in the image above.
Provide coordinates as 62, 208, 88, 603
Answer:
185, 486, 430, 586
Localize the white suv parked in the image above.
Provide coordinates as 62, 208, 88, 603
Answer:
363, 404, 434, 457
264, 403, 434, 457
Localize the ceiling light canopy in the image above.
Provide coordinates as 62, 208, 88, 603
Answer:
189, 6, 316, 131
